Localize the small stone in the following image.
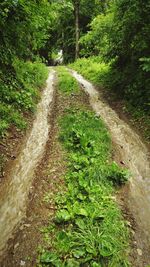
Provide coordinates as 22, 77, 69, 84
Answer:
131, 229, 135, 236
137, 248, 142, 256
20, 260, 26, 266
20, 225, 24, 231
14, 243, 19, 249
24, 224, 31, 228
126, 221, 132, 227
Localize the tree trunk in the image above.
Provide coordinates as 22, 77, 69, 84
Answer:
74, 0, 80, 60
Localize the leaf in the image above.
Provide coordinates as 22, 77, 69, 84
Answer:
100, 239, 115, 257
91, 262, 102, 267
73, 202, 88, 217
72, 248, 86, 258
40, 251, 60, 264
55, 209, 71, 223
66, 259, 80, 267
75, 218, 86, 229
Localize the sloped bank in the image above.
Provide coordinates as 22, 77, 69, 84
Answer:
0, 61, 49, 179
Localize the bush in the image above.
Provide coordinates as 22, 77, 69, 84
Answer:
70, 57, 110, 86
0, 59, 48, 138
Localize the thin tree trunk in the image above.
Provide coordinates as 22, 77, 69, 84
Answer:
74, 0, 79, 60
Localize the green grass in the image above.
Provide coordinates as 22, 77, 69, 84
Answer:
0, 59, 48, 137
38, 107, 130, 266
69, 57, 110, 86
57, 66, 79, 95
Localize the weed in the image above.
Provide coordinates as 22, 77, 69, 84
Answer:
70, 57, 110, 86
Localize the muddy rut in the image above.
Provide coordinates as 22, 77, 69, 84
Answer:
0, 70, 56, 256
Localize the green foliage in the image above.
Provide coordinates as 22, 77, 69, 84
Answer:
0, 103, 26, 137
0, 60, 48, 137
106, 0, 150, 113
70, 57, 110, 86
57, 67, 79, 95
139, 57, 150, 73
76, 0, 150, 131
45, 0, 110, 63
0, 0, 53, 66
13, 59, 48, 89
0, 0, 50, 139
80, 12, 113, 57
70, 55, 150, 140
39, 109, 130, 266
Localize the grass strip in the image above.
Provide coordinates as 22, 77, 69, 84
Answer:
38, 69, 130, 267
56, 66, 79, 95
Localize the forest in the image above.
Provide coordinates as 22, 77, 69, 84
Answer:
0, 0, 150, 267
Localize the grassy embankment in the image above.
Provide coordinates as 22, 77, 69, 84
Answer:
70, 57, 150, 142
0, 59, 48, 174
38, 67, 130, 267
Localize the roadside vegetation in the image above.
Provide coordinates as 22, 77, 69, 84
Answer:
0, 59, 48, 177
68, 0, 150, 141
0, 60, 48, 137
0, 0, 52, 175
0, 0, 53, 138
38, 68, 130, 267
70, 56, 150, 141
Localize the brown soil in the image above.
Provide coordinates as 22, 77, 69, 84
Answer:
0, 114, 33, 181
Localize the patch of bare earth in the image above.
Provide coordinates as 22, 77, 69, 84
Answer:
0, 86, 90, 267
0, 114, 33, 182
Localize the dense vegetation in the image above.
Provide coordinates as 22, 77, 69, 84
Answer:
0, 0, 54, 137
0, 0, 106, 136
39, 68, 130, 267
69, 0, 150, 139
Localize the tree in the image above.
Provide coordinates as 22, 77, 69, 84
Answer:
73, 0, 80, 59
0, 0, 53, 68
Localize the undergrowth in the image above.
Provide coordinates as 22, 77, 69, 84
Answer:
69, 57, 110, 87
38, 106, 130, 266
0, 59, 48, 137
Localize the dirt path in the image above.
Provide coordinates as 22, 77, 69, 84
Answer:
70, 69, 150, 266
0, 69, 150, 267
